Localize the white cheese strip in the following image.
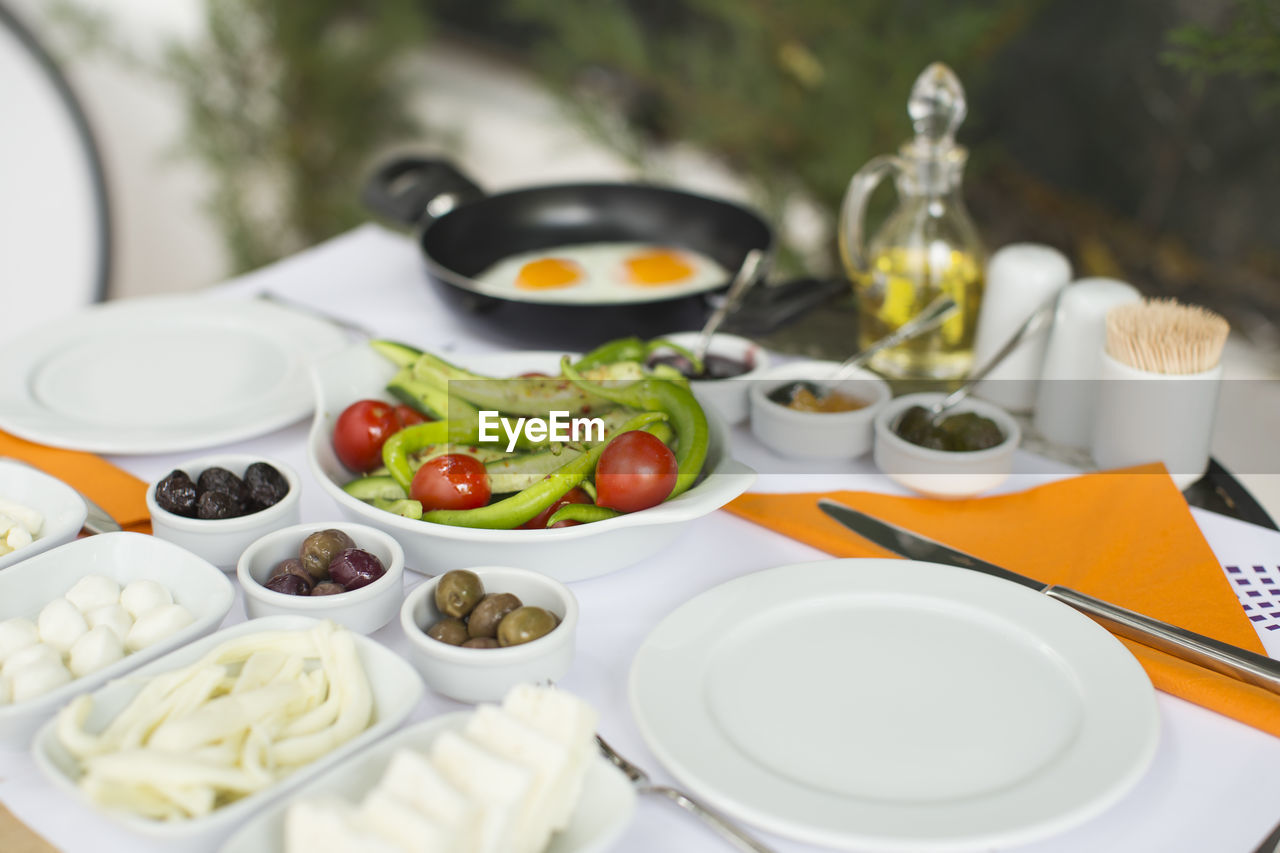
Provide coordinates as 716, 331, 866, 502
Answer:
431, 729, 533, 853
465, 704, 574, 847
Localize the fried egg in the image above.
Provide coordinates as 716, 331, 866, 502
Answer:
473, 243, 729, 303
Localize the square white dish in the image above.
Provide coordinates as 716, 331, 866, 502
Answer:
31, 614, 425, 852
0, 532, 234, 746
218, 710, 636, 853
0, 459, 89, 572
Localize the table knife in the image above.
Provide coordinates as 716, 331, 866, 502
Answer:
817, 498, 1280, 696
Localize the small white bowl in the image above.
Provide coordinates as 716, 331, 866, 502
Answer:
31, 615, 423, 849
873, 392, 1021, 499
238, 522, 405, 634
147, 454, 302, 571
749, 360, 892, 459
0, 460, 88, 571
0, 532, 234, 746
656, 331, 771, 425
400, 566, 577, 704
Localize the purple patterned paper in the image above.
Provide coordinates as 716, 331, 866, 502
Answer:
1226, 564, 1280, 631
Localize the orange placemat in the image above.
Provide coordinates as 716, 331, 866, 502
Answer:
0, 430, 151, 534
725, 464, 1280, 738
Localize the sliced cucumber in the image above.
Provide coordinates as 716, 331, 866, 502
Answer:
485, 446, 586, 494
342, 475, 407, 501
370, 339, 425, 368
371, 497, 424, 519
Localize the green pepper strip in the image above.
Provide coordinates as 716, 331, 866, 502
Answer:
544, 504, 620, 527
572, 335, 704, 375
381, 421, 452, 492
560, 358, 708, 499
420, 412, 666, 529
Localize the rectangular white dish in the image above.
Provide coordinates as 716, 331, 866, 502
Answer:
0, 458, 89, 572
0, 532, 234, 746
31, 614, 424, 852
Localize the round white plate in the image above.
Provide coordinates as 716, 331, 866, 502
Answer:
218, 711, 637, 853
630, 559, 1159, 852
0, 295, 348, 454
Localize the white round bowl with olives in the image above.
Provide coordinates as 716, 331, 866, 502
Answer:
399, 566, 577, 703
146, 454, 301, 571
237, 522, 404, 634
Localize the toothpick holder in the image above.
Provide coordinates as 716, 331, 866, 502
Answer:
1090, 351, 1223, 490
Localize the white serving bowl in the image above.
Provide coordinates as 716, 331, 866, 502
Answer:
873, 392, 1021, 499
146, 453, 302, 571
400, 566, 577, 703
237, 521, 405, 634
32, 614, 424, 852
217, 710, 636, 853
0, 459, 88, 571
0, 532, 234, 746
307, 344, 756, 581
749, 360, 892, 459
655, 331, 772, 425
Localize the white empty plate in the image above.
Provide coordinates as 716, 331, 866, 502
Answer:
0, 295, 347, 453
629, 559, 1159, 851
218, 711, 636, 853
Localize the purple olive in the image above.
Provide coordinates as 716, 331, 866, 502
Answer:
264, 572, 310, 596
269, 558, 313, 592
327, 548, 386, 590
310, 581, 346, 596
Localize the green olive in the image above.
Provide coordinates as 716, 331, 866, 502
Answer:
298, 529, 355, 580
462, 637, 500, 649
425, 617, 468, 645
497, 606, 558, 647
434, 570, 484, 619
467, 593, 523, 639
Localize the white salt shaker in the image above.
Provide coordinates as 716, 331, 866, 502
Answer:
1033, 278, 1141, 448
972, 244, 1072, 412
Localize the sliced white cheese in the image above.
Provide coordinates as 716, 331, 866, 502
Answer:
285, 798, 400, 853
465, 704, 574, 845
502, 683, 598, 827
430, 729, 534, 853
376, 749, 480, 850
355, 790, 455, 853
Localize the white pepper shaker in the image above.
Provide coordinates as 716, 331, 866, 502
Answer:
972, 243, 1072, 412
1033, 277, 1141, 448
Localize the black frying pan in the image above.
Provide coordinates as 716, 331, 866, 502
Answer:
362, 157, 775, 349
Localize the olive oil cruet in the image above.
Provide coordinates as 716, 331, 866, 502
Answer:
839, 62, 986, 381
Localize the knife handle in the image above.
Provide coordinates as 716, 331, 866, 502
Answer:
1046, 586, 1280, 695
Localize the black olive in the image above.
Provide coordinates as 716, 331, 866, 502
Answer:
155, 470, 199, 517
197, 467, 248, 514
196, 489, 240, 520
244, 462, 289, 510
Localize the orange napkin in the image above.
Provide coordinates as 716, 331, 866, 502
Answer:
0, 430, 151, 534
725, 464, 1280, 738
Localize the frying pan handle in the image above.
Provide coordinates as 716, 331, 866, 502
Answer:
361, 156, 486, 228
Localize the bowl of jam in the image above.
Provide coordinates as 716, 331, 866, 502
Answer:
748, 361, 891, 459
649, 332, 772, 425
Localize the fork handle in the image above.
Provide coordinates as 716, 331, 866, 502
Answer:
648, 785, 777, 853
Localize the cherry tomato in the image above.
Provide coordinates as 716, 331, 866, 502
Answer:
594, 431, 678, 513
519, 487, 591, 530
393, 404, 428, 427
333, 400, 398, 473
410, 454, 491, 511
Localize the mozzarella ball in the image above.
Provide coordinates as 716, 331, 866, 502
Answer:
9, 659, 72, 702
69, 626, 125, 678
84, 604, 134, 644
37, 598, 89, 654
64, 574, 121, 613
0, 617, 40, 663
125, 603, 193, 651
2, 642, 60, 676
120, 579, 173, 619
0, 674, 11, 705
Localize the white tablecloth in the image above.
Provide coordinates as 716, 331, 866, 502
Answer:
5, 224, 1280, 853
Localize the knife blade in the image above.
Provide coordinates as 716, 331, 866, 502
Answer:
818, 498, 1280, 697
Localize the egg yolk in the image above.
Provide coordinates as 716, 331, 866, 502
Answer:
515, 258, 583, 290
624, 249, 695, 286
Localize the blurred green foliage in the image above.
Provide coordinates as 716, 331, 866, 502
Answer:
1163, 0, 1280, 112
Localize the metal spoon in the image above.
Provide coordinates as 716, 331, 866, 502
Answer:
923, 292, 1059, 425
693, 249, 767, 364
767, 294, 959, 404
